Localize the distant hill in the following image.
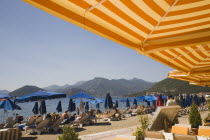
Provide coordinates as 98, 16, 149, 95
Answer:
9, 85, 45, 97
43, 84, 71, 92
0, 90, 10, 94
56, 88, 90, 97
128, 78, 210, 97
54, 77, 155, 97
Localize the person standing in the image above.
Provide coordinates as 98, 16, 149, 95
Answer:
166, 95, 176, 106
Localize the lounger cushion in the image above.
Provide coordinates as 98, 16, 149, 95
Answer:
145, 131, 165, 139
174, 134, 197, 140
198, 129, 210, 136
115, 135, 136, 140
0, 128, 22, 140
171, 126, 189, 135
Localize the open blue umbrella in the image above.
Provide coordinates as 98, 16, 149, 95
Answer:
85, 102, 89, 112
115, 100, 118, 108
15, 91, 66, 103
104, 93, 113, 109
68, 99, 75, 112
133, 98, 138, 106
56, 101, 62, 113
32, 102, 39, 114
39, 100, 46, 115
68, 92, 94, 99
0, 99, 21, 110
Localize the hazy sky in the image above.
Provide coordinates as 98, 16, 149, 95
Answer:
0, 0, 172, 91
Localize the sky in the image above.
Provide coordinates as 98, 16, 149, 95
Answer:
0, 0, 172, 91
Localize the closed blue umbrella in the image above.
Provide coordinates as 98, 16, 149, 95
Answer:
180, 95, 184, 108
133, 98, 138, 106
126, 98, 130, 108
194, 94, 199, 105
201, 95, 205, 106
186, 94, 190, 107
85, 102, 89, 112
68, 99, 75, 112
32, 102, 39, 114
39, 100, 46, 115
104, 93, 113, 109
56, 101, 62, 113
190, 94, 193, 106
0, 99, 21, 110
96, 103, 100, 109
115, 100, 118, 108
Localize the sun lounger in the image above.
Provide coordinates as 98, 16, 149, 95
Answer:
198, 126, 210, 137
173, 134, 197, 140
50, 118, 64, 132
144, 131, 165, 140
0, 128, 22, 140
24, 118, 36, 126
4, 117, 17, 128
171, 125, 189, 135
71, 114, 92, 127
197, 136, 208, 140
26, 119, 50, 135
114, 135, 136, 140
103, 110, 121, 121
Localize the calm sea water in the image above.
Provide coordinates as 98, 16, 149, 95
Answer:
0, 97, 144, 123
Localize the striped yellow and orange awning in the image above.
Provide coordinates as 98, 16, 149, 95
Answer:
23, 0, 210, 85
168, 70, 210, 86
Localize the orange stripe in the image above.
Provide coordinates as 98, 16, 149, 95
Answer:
167, 5, 210, 16
31, 0, 140, 49
120, 0, 157, 26
69, 0, 145, 41
153, 21, 210, 34
149, 28, 210, 40
145, 36, 210, 52
179, 48, 202, 62
176, 0, 205, 6
149, 53, 189, 71
100, 1, 151, 34
161, 14, 210, 25
170, 49, 196, 66
143, 0, 169, 17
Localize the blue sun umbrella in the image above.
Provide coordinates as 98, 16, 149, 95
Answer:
133, 98, 138, 106
0, 99, 21, 110
56, 101, 62, 113
104, 93, 113, 109
39, 100, 46, 115
68, 99, 75, 112
32, 102, 39, 114
115, 100, 118, 108
194, 94, 199, 105
185, 94, 190, 107
126, 98, 130, 108
15, 91, 66, 103
201, 95, 206, 106
85, 102, 89, 112
68, 92, 94, 99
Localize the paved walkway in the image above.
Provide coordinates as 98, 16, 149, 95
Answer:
79, 125, 139, 140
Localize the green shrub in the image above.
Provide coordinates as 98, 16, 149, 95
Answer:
189, 101, 202, 128
133, 115, 150, 140
171, 115, 179, 126
204, 113, 210, 123
58, 125, 81, 140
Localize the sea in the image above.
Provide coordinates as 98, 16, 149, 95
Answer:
0, 97, 145, 123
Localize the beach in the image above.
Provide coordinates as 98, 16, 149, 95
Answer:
20, 111, 209, 140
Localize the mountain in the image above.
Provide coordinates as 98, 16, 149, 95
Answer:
43, 84, 71, 92
128, 78, 210, 97
9, 85, 45, 97
0, 90, 10, 94
56, 88, 90, 97
57, 77, 155, 97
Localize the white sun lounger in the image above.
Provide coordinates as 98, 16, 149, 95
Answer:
26, 119, 50, 135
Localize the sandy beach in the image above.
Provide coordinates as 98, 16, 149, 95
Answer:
20, 111, 209, 140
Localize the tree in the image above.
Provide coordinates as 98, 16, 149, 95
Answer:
58, 125, 81, 140
133, 115, 150, 140
189, 101, 202, 128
